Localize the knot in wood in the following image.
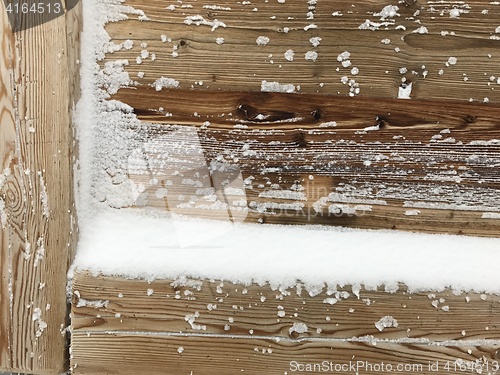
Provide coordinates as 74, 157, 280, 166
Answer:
464, 115, 477, 124
293, 131, 308, 148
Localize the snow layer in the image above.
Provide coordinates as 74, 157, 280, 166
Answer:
72, 209, 500, 293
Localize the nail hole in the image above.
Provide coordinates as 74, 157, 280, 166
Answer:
180, 40, 187, 47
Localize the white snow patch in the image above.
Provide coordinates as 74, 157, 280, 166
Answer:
261, 80, 295, 93
305, 51, 318, 61
284, 49, 294, 61
309, 37, 321, 47
184, 15, 226, 31
289, 322, 308, 334
412, 26, 428, 34
404, 210, 420, 216
374, 5, 400, 20
482, 212, 500, 219
153, 77, 180, 91
72, 210, 500, 293
398, 82, 412, 99
256, 36, 270, 46
375, 316, 398, 331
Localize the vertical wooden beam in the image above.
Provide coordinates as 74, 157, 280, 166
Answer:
0, 1, 81, 374
0, 2, 15, 370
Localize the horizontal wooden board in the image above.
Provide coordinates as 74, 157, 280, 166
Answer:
103, 0, 500, 102
71, 332, 500, 375
115, 87, 500, 236
72, 271, 500, 342
71, 272, 500, 375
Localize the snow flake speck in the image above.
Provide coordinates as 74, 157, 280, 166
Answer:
153, 77, 180, 91
284, 49, 294, 61
256, 36, 270, 46
289, 322, 308, 335
337, 51, 350, 62
412, 26, 428, 34
305, 51, 318, 62
375, 316, 398, 332
447, 57, 458, 66
184, 15, 226, 32
309, 36, 321, 47
261, 80, 295, 93
449, 8, 462, 18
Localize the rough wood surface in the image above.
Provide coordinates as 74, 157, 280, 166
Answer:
71, 271, 500, 375
0, 3, 15, 370
0, 2, 81, 374
117, 87, 500, 236
87, 0, 500, 236
72, 271, 500, 342
104, 0, 500, 102
71, 332, 500, 375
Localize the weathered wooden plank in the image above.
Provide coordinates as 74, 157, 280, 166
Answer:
72, 271, 500, 342
102, 0, 500, 102
0, 1, 15, 369
71, 271, 500, 374
0, 2, 81, 374
116, 87, 500, 131
115, 87, 500, 236
71, 331, 500, 375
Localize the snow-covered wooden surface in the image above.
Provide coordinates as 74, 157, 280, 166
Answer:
0, 2, 81, 374
84, 0, 500, 236
104, 0, 500, 102
71, 271, 500, 375
68, 0, 500, 373
118, 87, 500, 236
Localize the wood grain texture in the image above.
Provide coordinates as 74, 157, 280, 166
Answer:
71, 333, 500, 375
117, 87, 500, 236
71, 271, 500, 375
0, 2, 81, 374
103, 0, 500, 102
0, 1, 15, 370
72, 271, 500, 342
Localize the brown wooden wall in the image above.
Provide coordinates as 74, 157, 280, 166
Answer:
71, 0, 500, 373
101, 0, 499, 236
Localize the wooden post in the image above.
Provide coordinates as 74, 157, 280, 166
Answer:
0, 2, 81, 373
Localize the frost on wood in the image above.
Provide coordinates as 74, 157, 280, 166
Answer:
398, 82, 412, 99
32, 308, 48, 338
261, 80, 295, 93
184, 15, 226, 31
289, 322, 308, 335
375, 316, 399, 332
0, 166, 11, 228
73, 0, 500, 292
153, 77, 180, 91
